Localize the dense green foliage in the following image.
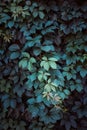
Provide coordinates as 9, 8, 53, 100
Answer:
0, 0, 87, 130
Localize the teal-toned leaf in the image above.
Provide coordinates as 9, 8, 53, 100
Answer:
76, 84, 83, 92
80, 68, 87, 78
27, 98, 35, 104
1, 94, 9, 102
36, 95, 43, 103
38, 74, 43, 81
44, 62, 50, 71
42, 56, 48, 60
43, 75, 47, 81
0, 13, 10, 23
8, 21, 14, 28
59, 92, 66, 99
44, 84, 51, 92
13, 85, 25, 97
45, 20, 53, 27
19, 59, 28, 68
9, 44, 20, 51
33, 48, 41, 56
24, 41, 35, 48
49, 61, 57, 69
3, 99, 10, 109
63, 72, 72, 80
27, 62, 33, 71
51, 85, 56, 92
51, 79, 59, 87
29, 73, 37, 82
33, 11, 38, 18
25, 79, 33, 90
48, 78, 51, 83
10, 99, 16, 109
49, 57, 58, 62
39, 11, 45, 19
10, 52, 20, 59
70, 85, 76, 91
64, 89, 70, 95
30, 57, 36, 63
28, 105, 39, 117
21, 52, 30, 58
41, 45, 54, 52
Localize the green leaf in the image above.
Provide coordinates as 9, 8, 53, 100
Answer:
64, 89, 70, 95
9, 44, 20, 51
25, 79, 33, 90
45, 20, 53, 27
70, 85, 76, 91
38, 74, 43, 81
0, 13, 10, 23
49, 61, 57, 69
27, 62, 33, 71
63, 72, 72, 80
29, 73, 37, 82
39, 11, 45, 19
27, 98, 35, 104
30, 57, 36, 63
28, 105, 39, 117
80, 68, 87, 78
13, 85, 25, 97
25, 41, 35, 48
8, 21, 14, 28
36, 95, 43, 103
10, 52, 20, 59
51, 79, 59, 87
19, 59, 28, 68
48, 79, 51, 83
51, 85, 56, 92
21, 52, 30, 58
33, 11, 38, 18
41, 45, 54, 52
76, 84, 83, 92
43, 75, 47, 81
44, 84, 51, 92
42, 56, 48, 60
1, 94, 9, 102
10, 99, 16, 109
44, 62, 50, 71
59, 92, 66, 99
33, 48, 41, 56
49, 57, 58, 61
3, 99, 10, 109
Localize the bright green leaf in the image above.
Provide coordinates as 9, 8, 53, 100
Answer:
49, 61, 57, 69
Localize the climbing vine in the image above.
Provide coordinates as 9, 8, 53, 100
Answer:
0, 0, 87, 130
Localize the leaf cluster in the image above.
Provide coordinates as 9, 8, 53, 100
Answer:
0, 0, 87, 130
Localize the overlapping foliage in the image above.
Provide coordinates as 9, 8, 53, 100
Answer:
0, 0, 87, 130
